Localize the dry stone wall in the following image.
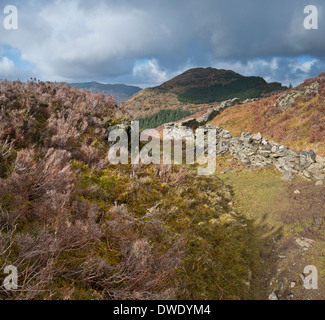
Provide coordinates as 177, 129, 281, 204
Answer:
164, 98, 325, 181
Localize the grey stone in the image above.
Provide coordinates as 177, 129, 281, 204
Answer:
307, 150, 317, 163
302, 170, 312, 179
306, 163, 323, 175
301, 150, 317, 163
295, 238, 315, 249
219, 97, 241, 109
164, 122, 175, 129
261, 139, 269, 146
268, 292, 278, 300
316, 155, 325, 166
282, 171, 295, 181
251, 133, 262, 142
220, 130, 232, 139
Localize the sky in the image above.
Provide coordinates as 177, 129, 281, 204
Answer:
0, 0, 325, 88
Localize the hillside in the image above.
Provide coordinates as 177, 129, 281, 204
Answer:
210, 73, 325, 156
70, 82, 142, 104
125, 67, 287, 120
0, 80, 267, 300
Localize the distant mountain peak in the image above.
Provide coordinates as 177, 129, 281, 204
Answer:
157, 67, 244, 93
70, 82, 142, 104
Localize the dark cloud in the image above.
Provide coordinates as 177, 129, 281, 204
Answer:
0, 0, 324, 86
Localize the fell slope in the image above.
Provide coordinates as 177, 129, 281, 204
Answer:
0, 80, 266, 300
211, 73, 325, 156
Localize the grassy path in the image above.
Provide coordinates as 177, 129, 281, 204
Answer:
214, 156, 325, 300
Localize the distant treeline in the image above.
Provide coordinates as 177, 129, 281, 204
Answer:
138, 109, 191, 130
178, 77, 287, 104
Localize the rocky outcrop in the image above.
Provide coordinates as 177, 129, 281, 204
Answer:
275, 82, 319, 111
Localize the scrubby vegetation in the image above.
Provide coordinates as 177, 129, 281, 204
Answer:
178, 77, 287, 104
0, 80, 268, 300
138, 109, 191, 130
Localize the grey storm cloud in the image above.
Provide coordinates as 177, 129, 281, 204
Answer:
0, 0, 325, 86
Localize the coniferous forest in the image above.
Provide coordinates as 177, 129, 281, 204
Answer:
138, 109, 191, 129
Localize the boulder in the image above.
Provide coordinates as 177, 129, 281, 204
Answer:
251, 133, 262, 142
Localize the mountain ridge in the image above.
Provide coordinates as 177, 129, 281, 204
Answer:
70, 81, 142, 104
